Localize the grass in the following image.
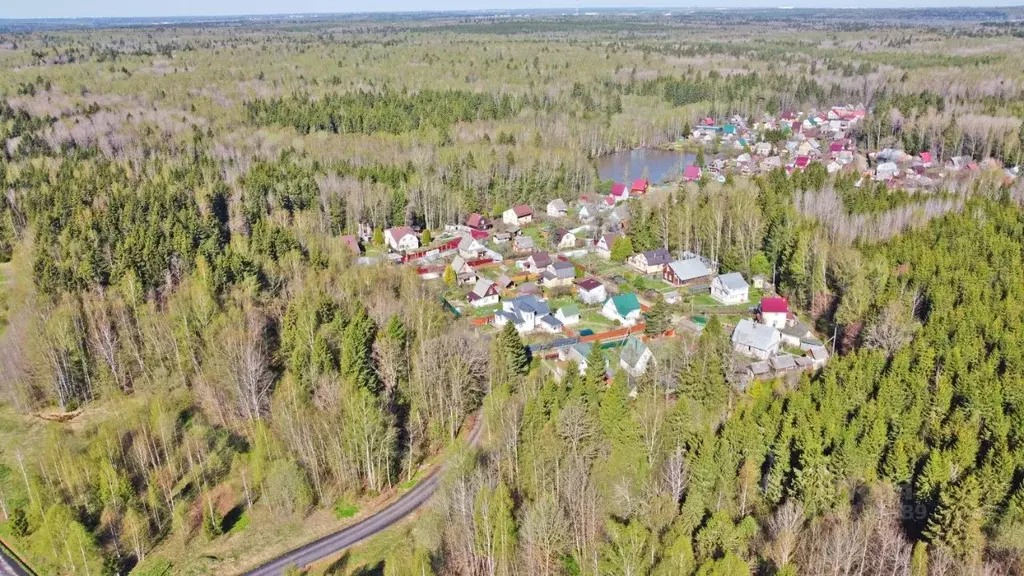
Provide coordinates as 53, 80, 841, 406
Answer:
333, 500, 360, 520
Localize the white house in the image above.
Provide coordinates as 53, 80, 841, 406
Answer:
503, 204, 534, 226
553, 230, 577, 250
450, 256, 477, 285
493, 295, 550, 333
619, 337, 653, 378
457, 233, 486, 259
546, 199, 569, 218
710, 272, 749, 305
524, 252, 552, 272
555, 304, 580, 326
602, 293, 642, 327
875, 162, 899, 182
628, 248, 672, 275
384, 226, 419, 252
731, 319, 781, 360
538, 314, 563, 334
576, 278, 607, 305
595, 233, 620, 259
758, 297, 791, 329
561, 342, 596, 375
468, 279, 499, 308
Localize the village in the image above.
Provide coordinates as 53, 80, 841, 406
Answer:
675, 104, 1020, 187
340, 179, 833, 394
328, 102, 1024, 397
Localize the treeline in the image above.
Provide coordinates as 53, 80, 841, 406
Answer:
245, 89, 527, 135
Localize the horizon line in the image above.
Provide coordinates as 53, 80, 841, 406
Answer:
3, 4, 1024, 22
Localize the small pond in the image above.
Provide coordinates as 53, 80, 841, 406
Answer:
594, 148, 697, 184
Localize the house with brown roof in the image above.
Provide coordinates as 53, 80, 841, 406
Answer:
503, 204, 534, 226
384, 226, 419, 252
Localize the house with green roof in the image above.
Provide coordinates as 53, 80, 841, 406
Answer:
601, 293, 642, 327
619, 336, 654, 378
555, 304, 580, 326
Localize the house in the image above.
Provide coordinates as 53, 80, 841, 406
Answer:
610, 182, 629, 203
496, 274, 515, 290
503, 205, 534, 226
468, 279, 500, 308
628, 248, 672, 275
619, 337, 654, 378
576, 278, 607, 305
918, 151, 933, 167
577, 203, 597, 222
875, 162, 899, 182
450, 256, 478, 284
538, 314, 564, 334
555, 304, 580, 326
518, 282, 541, 296
466, 213, 491, 231
340, 235, 362, 255
806, 345, 830, 369
553, 229, 577, 250
664, 258, 713, 287
547, 199, 569, 218
780, 321, 812, 348
541, 260, 576, 288
710, 272, 749, 305
493, 232, 512, 245
457, 233, 486, 259
596, 233, 620, 259
512, 235, 535, 253
524, 252, 553, 272
732, 318, 781, 360
494, 295, 550, 333
755, 142, 773, 156
683, 165, 702, 182
602, 293, 643, 326
561, 342, 597, 375
630, 179, 650, 195
384, 226, 419, 252
794, 156, 810, 170
758, 297, 791, 329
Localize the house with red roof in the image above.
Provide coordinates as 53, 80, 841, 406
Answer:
340, 234, 362, 255
384, 226, 419, 252
795, 156, 810, 170
918, 151, 933, 167
758, 297, 792, 329
829, 142, 844, 157
466, 213, 491, 231
631, 179, 649, 194
610, 182, 629, 203
683, 165, 703, 182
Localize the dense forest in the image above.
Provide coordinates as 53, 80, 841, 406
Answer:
0, 9, 1023, 576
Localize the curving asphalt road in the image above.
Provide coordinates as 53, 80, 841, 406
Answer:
242, 415, 483, 576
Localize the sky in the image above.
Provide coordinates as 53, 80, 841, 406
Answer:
1, 0, 1021, 20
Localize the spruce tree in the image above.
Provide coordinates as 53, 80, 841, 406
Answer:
644, 300, 670, 336
0, 209, 15, 263
497, 322, 529, 377
924, 475, 983, 562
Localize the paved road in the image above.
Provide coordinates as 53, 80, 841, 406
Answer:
0, 542, 31, 576
242, 415, 483, 576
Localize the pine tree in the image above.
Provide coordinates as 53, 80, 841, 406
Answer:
342, 305, 379, 392
9, 507, 28, 537
203, 501, 223, 539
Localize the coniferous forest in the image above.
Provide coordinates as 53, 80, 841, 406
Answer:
1, 8, 1024, 576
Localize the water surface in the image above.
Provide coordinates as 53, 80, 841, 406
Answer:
595, 149, 697, 184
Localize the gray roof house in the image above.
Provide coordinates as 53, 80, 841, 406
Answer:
711, 272, 750, 304
732, 318, 781, 360
664, 257, 713, 286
